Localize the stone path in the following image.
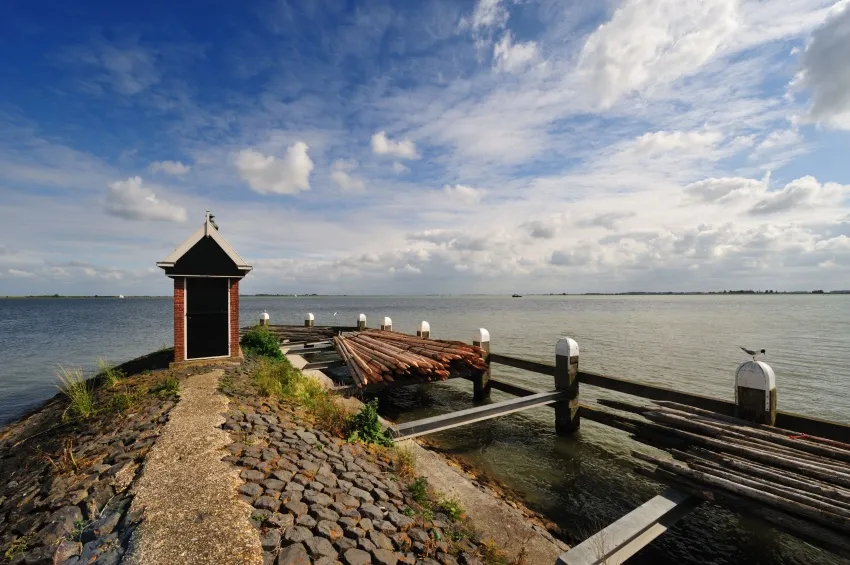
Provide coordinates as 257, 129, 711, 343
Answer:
124, 370, 263, 565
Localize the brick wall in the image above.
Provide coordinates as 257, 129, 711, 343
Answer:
173, 277, 185, 362
230, 279, 241, 358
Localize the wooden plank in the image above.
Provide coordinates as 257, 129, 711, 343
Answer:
489, 353, 554, 376
303, 359, 346, 370
557, 488, 699, 565
392, 390, 570, 441
578, 371, 737, 415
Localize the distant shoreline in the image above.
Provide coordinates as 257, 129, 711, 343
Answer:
3, 290, 849, 299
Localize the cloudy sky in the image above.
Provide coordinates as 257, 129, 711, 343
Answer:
1, 0, 849, 295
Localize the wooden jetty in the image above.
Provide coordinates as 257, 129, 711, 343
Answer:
245, 312, 850, 563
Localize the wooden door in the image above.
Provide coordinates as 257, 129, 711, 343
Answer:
186, 278, 229, 359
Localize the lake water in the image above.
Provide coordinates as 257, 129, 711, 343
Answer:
1, 295, 848, 564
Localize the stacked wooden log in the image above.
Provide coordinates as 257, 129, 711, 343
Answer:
333, 329, 487, 387
594, 398, 850, 556
240, 324, 343, 344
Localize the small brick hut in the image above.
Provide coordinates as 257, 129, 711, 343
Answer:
157, 212, 252, 363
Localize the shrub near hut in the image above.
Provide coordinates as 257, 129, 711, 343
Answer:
240, 326, 282, 358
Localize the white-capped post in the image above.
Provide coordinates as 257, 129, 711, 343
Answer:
304, 312, 314, 327
357, 313, 367, 331
417, 321, 430, 339
735, 361, 777, 425
472, 328, 491, 401
259, 311, 270, 327
555, 338, 580, 435
381, 317, 392, 331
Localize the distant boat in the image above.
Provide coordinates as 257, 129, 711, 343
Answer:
118, 294, 125, 299
512, 294, 522, 298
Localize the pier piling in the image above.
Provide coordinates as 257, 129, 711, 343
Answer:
417, 321, 430, 338
473, 328, 491, 401
357, 313, 367, 331
381, 316, 392, 331
555, 337, 580, 435
304, 312, 314, 327
735, 360, 777, 425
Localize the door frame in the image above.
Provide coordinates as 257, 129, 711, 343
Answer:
183, 276, 231, 361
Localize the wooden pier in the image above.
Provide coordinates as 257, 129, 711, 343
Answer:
244, 315, 850, 563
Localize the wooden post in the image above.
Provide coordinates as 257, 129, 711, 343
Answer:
357, 313, 367, 331
735, 360, 777, 425
381, 316, 392, 331
259, 311, 270, 327
416, 321, 430, 338
304, 312, 314, 327
555, 337, 580, 435
472, 328, 491, 401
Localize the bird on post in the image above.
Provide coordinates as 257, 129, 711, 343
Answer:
740, 347, 766, 360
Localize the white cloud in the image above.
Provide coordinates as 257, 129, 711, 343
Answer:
493, 33, 540, 73
750, 176, 848, 215
392, 162, 410, 174
630, 130, 723, 156
149, 160, 191, 175
683, 174, 849, 215
684, 177, 765, 203
577, 0, 739, 107
443, 184, 486, 205
371, 131, 419, 160
330, 159, 365, 192
461, 0, 509, 31
755, 130, 800, 152
797, 4, 850, 129
104, 176, 187, 222
234, 142, 314, 195
8, 268, 35, 278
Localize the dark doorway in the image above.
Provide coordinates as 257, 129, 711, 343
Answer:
186, 278, 229, 359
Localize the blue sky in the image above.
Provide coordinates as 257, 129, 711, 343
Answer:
1, 0, 849, 295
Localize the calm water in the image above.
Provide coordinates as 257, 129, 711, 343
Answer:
1, 295, 848, 564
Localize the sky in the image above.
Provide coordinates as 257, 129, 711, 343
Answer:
1, 0, 850, 296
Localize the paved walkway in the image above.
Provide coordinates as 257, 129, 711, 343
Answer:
124, 370, 262, 565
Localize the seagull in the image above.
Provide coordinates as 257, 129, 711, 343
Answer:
333, 312, 337, 317
740, 347, 766, 360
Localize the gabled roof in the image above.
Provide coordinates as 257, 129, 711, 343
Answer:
157, 212, 252, 272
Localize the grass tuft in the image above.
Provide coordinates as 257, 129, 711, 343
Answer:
56, 365, 95, 420
250, 357, 351, 437
4, 535, 30, 560
241, 326, 283, 358
151, 375, 179, 397
393, 443, 417, 481
97, 358, 125, 388
110, 390, 136, 412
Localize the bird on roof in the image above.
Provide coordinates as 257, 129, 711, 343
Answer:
741, 347, 766, 360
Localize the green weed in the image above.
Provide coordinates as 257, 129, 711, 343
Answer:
56, 365, 94, 420
347, 399, 393, 447
438, 496, 465, 521
241, 326, 283, 358
409, 476, 429, 505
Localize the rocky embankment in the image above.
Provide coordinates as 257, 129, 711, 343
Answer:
220, 367, 498, 565
2, 351, 565, 565
0, 362, 181, 565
